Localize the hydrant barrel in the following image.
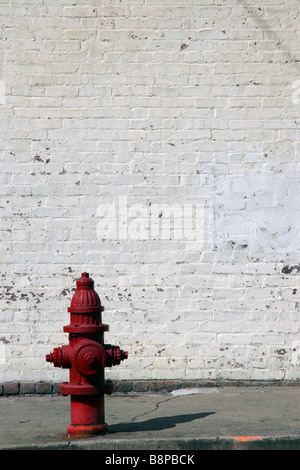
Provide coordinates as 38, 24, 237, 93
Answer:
46, 272, 128, 436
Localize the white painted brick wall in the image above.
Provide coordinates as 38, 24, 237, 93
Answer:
0, 0, 300, 383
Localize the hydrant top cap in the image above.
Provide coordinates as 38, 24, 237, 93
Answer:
76, 272, 94, 288
69, 272, 102, 312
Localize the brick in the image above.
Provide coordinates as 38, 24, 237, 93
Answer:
148, 381, 167, 393
52, 383, 61, 394
132, 381, 149, 393
35, 382, 52, 394
115, 381, 133, 393
3, 382, 19, 395
20, 382, 36, 394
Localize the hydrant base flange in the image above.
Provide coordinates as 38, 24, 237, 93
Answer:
67, 423, 109, 437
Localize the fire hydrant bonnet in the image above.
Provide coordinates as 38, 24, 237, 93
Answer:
68, 272, 103, 313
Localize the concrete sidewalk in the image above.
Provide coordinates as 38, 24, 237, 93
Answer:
1, 386, 300, 450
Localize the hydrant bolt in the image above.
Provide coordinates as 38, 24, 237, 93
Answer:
45, 271, 128, 437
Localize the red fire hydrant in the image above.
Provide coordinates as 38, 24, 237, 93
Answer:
46, 272, 128, 437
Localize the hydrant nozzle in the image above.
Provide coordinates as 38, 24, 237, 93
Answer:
46, 271, 128, 437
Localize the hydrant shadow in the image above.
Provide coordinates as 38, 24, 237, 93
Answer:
109, 412, 215, 434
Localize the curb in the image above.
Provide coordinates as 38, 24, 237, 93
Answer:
1, 436, 300, 451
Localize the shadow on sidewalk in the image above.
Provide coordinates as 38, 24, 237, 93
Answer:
109, 412, 215, 433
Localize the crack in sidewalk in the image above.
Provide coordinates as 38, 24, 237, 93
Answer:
130, 396, 177, 423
